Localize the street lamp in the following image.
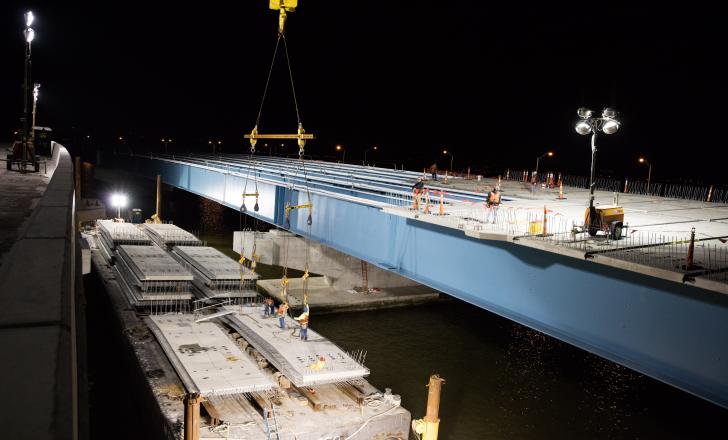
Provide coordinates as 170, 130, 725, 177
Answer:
443, 149, 453, 172
363, 145, 378, 165
638, 157, 652, 194
336, 144, 345, 163
110, 193, 128, 219
31, 83, 40, 138
161, 138, 172, 153
575, 107, 621, 233
535, 151, 554, 181
22, 11, 36, 163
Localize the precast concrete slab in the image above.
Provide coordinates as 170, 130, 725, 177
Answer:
172, 246, 259, 299
144, 223, 202, 247
147, 314, 275, 396
173, 246, 258, 281
114, 245, 194, 304
220, 305, 369, 387
117, 245, 194, 281
97, 220, 151, 247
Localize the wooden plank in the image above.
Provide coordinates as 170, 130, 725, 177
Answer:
295, 386, 323, 411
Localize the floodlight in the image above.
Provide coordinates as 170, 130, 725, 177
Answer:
602, 108, 617, 118
602, 119, 620, 134
25, 11, 34, 27
575, 120, 592, 135
24, 28, 35, 43
577, 107, 593, 119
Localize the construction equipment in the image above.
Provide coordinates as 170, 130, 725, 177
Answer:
584, 205, 624, 239
412, 374, 445, 440
6, 138, 40, 172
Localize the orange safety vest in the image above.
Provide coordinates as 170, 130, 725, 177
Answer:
277, 303, 288, 317
299, 314, 309, 328
488, 192, 501, 205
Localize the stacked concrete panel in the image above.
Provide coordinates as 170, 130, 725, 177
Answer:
114, 245, 194, 304
146, 314, 275, 396
171, 246, 258, 299
144, 223, 202, 248
221, 306, 369, 387
97, 221, 151, 259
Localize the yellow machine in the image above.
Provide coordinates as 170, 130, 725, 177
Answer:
584, 205, 624, 239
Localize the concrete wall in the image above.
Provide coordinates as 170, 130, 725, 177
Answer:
234, 230, 420, 289
0, 143, 81, 439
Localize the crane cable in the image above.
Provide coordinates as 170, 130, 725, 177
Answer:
250, 12, 313, 317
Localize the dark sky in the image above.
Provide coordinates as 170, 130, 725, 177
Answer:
1, 2, 726, 182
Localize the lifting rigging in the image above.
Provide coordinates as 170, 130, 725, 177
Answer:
240, 0, 315, 315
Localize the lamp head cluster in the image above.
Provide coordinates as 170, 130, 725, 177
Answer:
24, 11, 35, 43
575, 107, 620, 136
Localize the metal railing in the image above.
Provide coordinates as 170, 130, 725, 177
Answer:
501, 169, 728, 203
402, 196, 728, 286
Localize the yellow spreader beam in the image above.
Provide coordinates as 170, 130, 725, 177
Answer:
245, 124, 314, 152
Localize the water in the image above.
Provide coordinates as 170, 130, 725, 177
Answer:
89, 172, 728, 439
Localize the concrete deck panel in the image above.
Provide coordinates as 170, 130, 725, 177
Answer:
98, 220, 150, 244
147, 314, 275, 396
144, 223, 202, 246
221, 306, 369, 387
117, 245, 194, 281
173, 246, 258, 281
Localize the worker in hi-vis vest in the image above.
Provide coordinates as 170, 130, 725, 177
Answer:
277, 302, 289, 329
486, 187, 501, 223
295, 310, 309, 341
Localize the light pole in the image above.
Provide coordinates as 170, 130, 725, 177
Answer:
442, 150, 453, 172
161, 138, 172, 153
575, 107, 621, 233
111, 193, 128, 219
22, 11, 35, 162
31, 83, 40, 138
208, 139, 222, 153
638, 157, 652, 194
535, 151, 554, 181
336, 144, 345, 163
363, 145, 378, 165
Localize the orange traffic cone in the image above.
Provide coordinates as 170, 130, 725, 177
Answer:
424, 190, 431, 214
439, 191, 444, 215
542, 205, 548, 237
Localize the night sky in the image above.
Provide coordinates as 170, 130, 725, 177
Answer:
1, 2, 726, 182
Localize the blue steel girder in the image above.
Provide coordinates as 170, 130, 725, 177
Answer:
125, 154, 728, 409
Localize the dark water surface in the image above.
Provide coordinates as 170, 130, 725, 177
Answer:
88, 173, 728, 439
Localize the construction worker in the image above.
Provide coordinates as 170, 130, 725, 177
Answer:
294, 309, 310, 341
412, 177, 425, 210
486, 187, 501, 223
277, 301, 289, 329
263, 297, 275, 317
309, 356, 326, 371
429, 163, 438, 181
